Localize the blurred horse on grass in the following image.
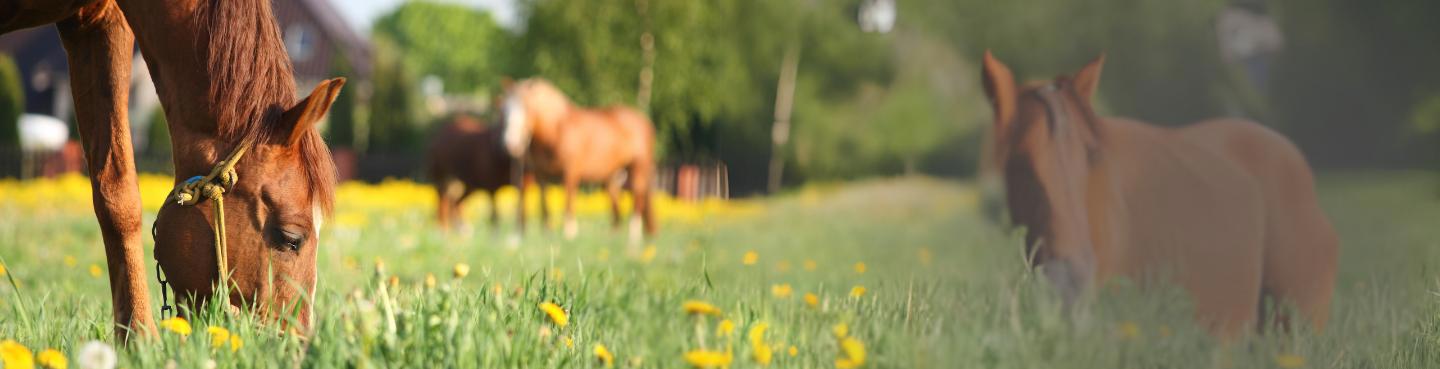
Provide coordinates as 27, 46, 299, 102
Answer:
500, 78, 657, 247
981, 51, 1337, 339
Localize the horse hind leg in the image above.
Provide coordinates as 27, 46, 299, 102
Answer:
1258, 192, 1339, 332
627, 161, 657, 249
607, 173, 625, 229
562, 175, 580, 240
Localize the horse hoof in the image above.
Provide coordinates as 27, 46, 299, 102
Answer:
505, 233, 522, 249
564, 219, 579, 240
628, 217, 643, 244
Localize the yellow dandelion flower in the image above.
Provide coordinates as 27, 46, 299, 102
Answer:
538, 302, 569, 327
804, 293, 819, 308
0, 340, 34, 369
776, 260, 792, 272
640, 244, 658, 264
771, 284, 793, 298
88, 264, 102, 278
593, 344, 615, 367
160, 317, 192, 336
1275, 354, 1305, 369
373, 257, 386, 274
743, 251, 759, 266
37, 348, 65, 369
63, 256, 77, 268
748, 322, 769, 344
598, 248, 611, 262
550, 268, 565, 281
683, 350, 733, 368
564, 336, 574, 349
835, 337, 866, 369
342, 257, 358, 271
682, 300, 723, 316
717, 319, 736, 337
453, 263, 470, 279
753, 343, 773, 366
1117, 321, 1140, 340
788, 345, 798, 357
0, 263, 6, 276
387, 276, 400, 289
748, 322, 772, 365
918, 248, 933, 266
832, 323, 849, 339
803, 259, 817, 271
849, 286, 866, 299
491, 283, 505, 297
207, 326, 243, 352
853, 262, 866, 274
424, 273, 437, 289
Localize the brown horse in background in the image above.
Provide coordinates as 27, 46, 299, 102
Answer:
3, 0, 342, 339
981, 51, 1337, 339
427, 114, 524, 232
500, 78, 657, 245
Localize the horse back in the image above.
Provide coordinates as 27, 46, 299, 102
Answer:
427, 115, 511, 191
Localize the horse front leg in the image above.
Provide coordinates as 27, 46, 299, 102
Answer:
56, 0, 154, 340
562, 175, 579, 240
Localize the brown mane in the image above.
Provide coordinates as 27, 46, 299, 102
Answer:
195, 0, 335, 214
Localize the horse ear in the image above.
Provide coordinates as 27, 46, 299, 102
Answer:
981, 50, 1017, 130
1071, 53, 1105, 103
284, 78, 347, 147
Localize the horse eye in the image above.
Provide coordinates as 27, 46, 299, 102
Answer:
278, 229, 305, 251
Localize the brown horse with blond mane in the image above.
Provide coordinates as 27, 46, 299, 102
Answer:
3, 0, 342, 339
981, 51, 1337, 338
500, 78, 657, 245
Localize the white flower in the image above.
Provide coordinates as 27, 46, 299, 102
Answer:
203, 359, 217, 369
75, 341, 117, 369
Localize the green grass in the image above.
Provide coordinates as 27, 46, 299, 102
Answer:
1, 173, 1438, 368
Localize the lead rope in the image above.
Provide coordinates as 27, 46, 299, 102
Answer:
154, 135, 257, 318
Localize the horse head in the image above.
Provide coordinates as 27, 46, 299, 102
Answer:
152, 78, 343, 328
501, 78, 571, 158
982, 51, 1106, 304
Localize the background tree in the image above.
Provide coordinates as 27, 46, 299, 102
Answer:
0, 54, 21, 149
365, 38, 424, 153
371, 2, 512, 95
324, 53, 359, 149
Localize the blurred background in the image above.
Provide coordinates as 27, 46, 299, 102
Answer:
0, 0, 1436, 196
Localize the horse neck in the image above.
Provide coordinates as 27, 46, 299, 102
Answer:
118, 0, 293, 175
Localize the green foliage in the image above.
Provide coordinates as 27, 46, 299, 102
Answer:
515, 0, 919, 179
371, 2, 512, 94
365, 38, 424, 152
145, 107, 170, 157
0, 54, 22, 148
325, 53, 358, 148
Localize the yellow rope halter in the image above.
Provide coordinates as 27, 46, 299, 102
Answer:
167, 134, 257, 289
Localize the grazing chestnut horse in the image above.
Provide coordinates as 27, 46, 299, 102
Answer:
427, 114, 520, 232
500, 78, 657, 243
981, 51, 1337, 338
2, 0, 341, 338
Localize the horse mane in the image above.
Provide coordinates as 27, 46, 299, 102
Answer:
195, 0, 336, 214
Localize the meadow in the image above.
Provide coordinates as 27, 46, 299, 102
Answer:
0, 172, 1438, 368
